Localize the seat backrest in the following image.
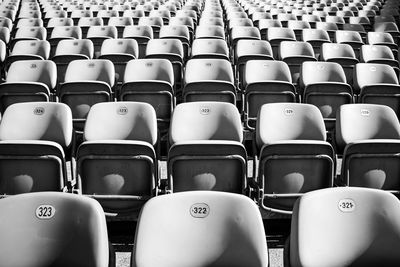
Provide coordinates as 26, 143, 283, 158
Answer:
0, 102, 73, 148
64, 59, 115, 87
256, 103, 326, 149
100, 38, 138, 58
195, 25, 225, 39
123, 58, 174, 85
14, 26, 46, 40
54, 39, 94, 58
335, 30, 364, 43
122, 25, 153, 39
6, 60, 57, 90
0, 192, 109, 267
169, 101, 243, 144
184, 58, 234, 84
108, 16, 133, 27
320, 43, 357, 60
367, 31, 395, 45
132, 191, 268, 267
353, 63, 398, 91
279, 41, 315, 59
290, 187, 400, 267
87, 25, 117, 39
11, 40, 50, 59
335, 104, 400, 152
235, 39, 273, 60
50, 25, 82, 39
145, 38, 183, 59
77, 17, 103, 27
191, 38, 229, 59
360, 44, 395, 62
300, 61, 347, 87
84, 102, 157, 145
244, 60, 292, 87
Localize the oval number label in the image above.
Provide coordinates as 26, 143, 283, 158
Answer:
36, 205, 55, 219
190, 203, 210, 218
200, 106, 210, 115
338, 199, 355, 213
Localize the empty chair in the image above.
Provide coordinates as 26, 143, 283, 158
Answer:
48, 26, 82, 57
10, 26, 46, 49
169, 16, 195, 41
0, 102, 73, 194
335, 30, 364, 58
99, 38, 138, 84
191, 38, 229, 60
76, 102, 158, 218
0, 192, 110, 267
195, 25, 225, 40
235, 39, 273, 90
266, 27, 296, 58
159, 25, 190, 58
52, 39, 94, 84
343, 24, 367, 42
6, 40, 50, 70
302, 29, 331, 57
86, 26, 117, 58
120, 58, 174, 133
122, 25, 153, 59
288, 187, 400, 267
97, 9, 118, 24
167, 102, 247, 193
374, 22, 400, 43
287, 20, 311, 40
320, 43, 359, 85
367, 32, 398, 57
353, 63, 400, 117
122, 10, 144, 24
145, 39, 184, 92
108, 16, 133, 38
299, 61, 354, 131
58, 59, 115, 131
138, 16, 163, 39
255, 103, 335, 214
279, 41, 317, 84
258, 19, 282, 40
336, 104, 400, 188
316, 21, 339, 40
132, 191, 268, 267
243, 60, 296, 130
77, 17, 103, 38
183, 58, 236, 104
0, 60, 56, 113
230, 26, 261, 52
360, 45, 399, 75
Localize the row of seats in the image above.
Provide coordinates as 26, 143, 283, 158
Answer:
0, 100, 399, 217
1, 57, 398, 135
2, 188, 400, 267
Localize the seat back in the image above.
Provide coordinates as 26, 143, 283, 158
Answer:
0, 192, 109, 267
0, 102, 73, 148
290, 187, 400, 267
335, 104, 400, 153
132, 191, 268, 267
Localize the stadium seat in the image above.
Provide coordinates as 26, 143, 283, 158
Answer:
52, 39, 94, 84
0, 102, 73, 194
0, 60, 56, 112
183, 58, 236, 104
145, 38, 184, 91
191, 38, 229, 60
159, 25, 190, 58
255, 103, 335, 214
120, 58, 174, 133
131, 191, 268, 267
76, 102, 158, 218
10, 26, 46, 49
301, 29, 331, 58
234, 39, 273, 90
108, 16, 133, 38
299, 61, 354, 131
122, 25, 153, 58
6, 40, 50, 70
320, 43, 359, 85
335, 30, 364, 58
167, 102, 247, 193
48, 25, 82, 57
336, 104, 400, 189
0, 192, 111, 267
360, 45, 400, 75
288, 187, 400, 267
58, 59, 115, 131
138, 16, 163, 39
195, 25, 225, 39
243, 60, 296, 130
99, 38, 138, 85
86, 25, 118, 58
266, 27, 296, 58
353, 63, 400, 117
279, 41, 317, 85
